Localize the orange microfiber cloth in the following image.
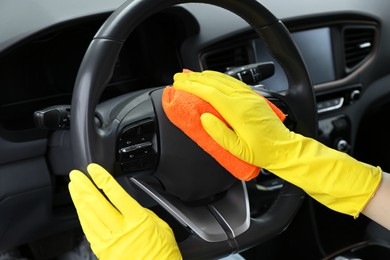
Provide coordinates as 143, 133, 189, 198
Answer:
162, 69, 286, 181
162, 79, 286, 181
162, 86, 258, 181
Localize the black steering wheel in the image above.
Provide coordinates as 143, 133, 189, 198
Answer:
71, 0, 317, 259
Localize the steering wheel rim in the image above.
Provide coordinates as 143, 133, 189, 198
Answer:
71, 0, 317, 259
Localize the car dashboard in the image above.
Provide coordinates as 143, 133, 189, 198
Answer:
1, 0, 390, 259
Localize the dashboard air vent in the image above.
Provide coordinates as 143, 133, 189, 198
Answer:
202, 45, 252, 72
343, 27, 375, 70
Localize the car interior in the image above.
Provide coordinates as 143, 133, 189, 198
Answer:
0, 0, 390, 259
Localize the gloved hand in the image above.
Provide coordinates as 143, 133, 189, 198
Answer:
68, 163, 182, 260
173, 70, 382, 218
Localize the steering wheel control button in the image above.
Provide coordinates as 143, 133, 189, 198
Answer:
120, 141, 153, 154
118, 119, 158, 172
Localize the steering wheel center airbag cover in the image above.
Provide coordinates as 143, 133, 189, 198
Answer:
151, 88, 237, 202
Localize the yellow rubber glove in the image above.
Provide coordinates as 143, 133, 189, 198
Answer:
68, 163, 182, 260
173, 70, 382, 218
